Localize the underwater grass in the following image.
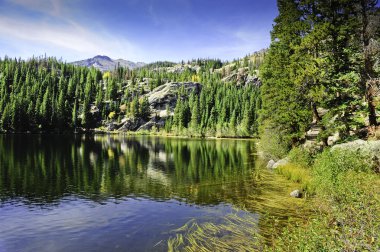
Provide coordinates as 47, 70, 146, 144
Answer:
167, 168, 312, 251
167, 212, 261, 252
168, 147, 380, 251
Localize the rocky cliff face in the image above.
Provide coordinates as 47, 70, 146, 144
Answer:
104, 82, 202, 132
146, 82, 202, 117
71, 55, 145, 71
91, 53, 263, 133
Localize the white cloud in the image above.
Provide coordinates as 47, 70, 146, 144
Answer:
0, 0, 271, 62
0, 15, 142, 61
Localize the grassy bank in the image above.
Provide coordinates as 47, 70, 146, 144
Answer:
270, 147, 380, 251
166, 146, 380, 251
166, 159, 313, 251
94, 127, 257, 140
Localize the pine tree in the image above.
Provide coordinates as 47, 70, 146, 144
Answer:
139, 97, 151, 121
190, 96, 200, 130
81, 76, 93, 128
72, 99, 78, 128
259, 0, 312, 149
130, 96, 140, 118
57, 89, 66, 128
40, 86, 52, 128
355, 0, 380, 126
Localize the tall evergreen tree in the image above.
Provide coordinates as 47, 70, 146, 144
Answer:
260, 0, 311, 149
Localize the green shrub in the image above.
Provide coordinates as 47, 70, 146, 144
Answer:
259, 127, 289, 160
288, 147, 313, 167
313, 148, 374, 196
271, 148, 380, 251
271, 171, 380, 252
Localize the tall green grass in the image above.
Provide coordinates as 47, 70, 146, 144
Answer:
275, 147, 315, 194
270, 148, 380, 251
275, 164, 315, 194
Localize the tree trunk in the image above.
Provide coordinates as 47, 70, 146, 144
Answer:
312, 102, 322, 122
312, 102, 328, 146
367, 82, 378, 126
361, 0, 378, 126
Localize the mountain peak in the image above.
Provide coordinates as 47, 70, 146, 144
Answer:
71, 56, 145, 71
93, 55, 112, 61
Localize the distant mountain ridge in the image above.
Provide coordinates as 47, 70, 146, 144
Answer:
71, 55, 146, 71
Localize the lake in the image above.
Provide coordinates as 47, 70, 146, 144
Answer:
0, 135, 306, 251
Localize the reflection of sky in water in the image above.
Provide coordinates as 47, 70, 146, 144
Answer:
0, 197, 256, 252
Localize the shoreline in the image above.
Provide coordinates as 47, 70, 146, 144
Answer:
0, 129, 258, 141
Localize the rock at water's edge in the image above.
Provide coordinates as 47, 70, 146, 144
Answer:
290, 190, 302, 198
267, 160, 276, 169
118, 118, 146, 131
272, 157, 289, 169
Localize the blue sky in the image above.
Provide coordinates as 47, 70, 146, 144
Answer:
0, 0, 278, 63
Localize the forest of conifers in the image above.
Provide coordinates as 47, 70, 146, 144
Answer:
0, 55, 261, 136
0, 0, 379, 152
261, 0, 379, 152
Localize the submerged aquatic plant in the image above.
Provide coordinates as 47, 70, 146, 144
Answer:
168, 211, 261, 252
167, 162, 313, 252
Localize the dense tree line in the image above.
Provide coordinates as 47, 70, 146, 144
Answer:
0, 55, 261, 136
260, 0, 380, 152
166, 79, 260, 137
0, 56, 151, 132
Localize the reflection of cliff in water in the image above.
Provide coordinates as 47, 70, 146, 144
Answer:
0, 135, 257, 206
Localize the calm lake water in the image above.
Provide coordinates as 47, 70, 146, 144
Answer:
0, 135, 304, 252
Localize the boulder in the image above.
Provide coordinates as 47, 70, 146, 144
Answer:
266, 160, 276, 169
331, 139, 380, 155
118, 118, 146, 131
272, 157, 289, 169
222, 73, 237, 83
137, 121, 158, 131
303, 140, 323, 152
245, 75, 261, 87
327, 132, 340, 146
290, 190, 302, 198
106, 122, 120, 131
137, 119, 165, 131
317, 107, 329, 118
236, 68, 248, 85
305, 124, 321, 140
331, 140, 380, 172
90, 105, 100, 115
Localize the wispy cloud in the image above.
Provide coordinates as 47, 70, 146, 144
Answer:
1, 0, 143, 61
0, 0, 276, 62
0, 15, 141, 61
